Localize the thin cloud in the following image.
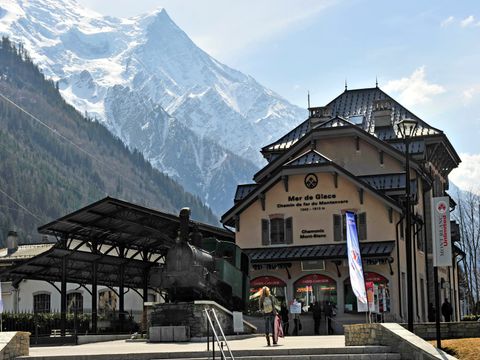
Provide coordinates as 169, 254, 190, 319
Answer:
383, 67, 445, 107
462, 85, 480, 103
461, 15, 475, 27
460, 15, 480, 27
441, 16, 454, 27
449, 153, 480, 195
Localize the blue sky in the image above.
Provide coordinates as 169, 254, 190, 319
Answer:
78, 0, 480, 192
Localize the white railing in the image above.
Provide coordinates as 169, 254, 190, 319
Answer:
205, 308, 234, 360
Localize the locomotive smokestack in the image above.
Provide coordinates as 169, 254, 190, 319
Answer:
178, 207, 191, 244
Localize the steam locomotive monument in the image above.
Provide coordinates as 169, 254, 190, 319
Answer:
149, 208, 254, 341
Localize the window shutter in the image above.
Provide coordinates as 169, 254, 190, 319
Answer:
285, 217, 293, 244
261, 219, 270, 245
358, 212, 367, 240
333, 214, 342, 242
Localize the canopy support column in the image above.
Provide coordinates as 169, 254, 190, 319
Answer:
92, 261, 98, 333
60, 255, 67, 337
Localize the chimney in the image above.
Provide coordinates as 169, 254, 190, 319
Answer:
177, 207, 191, 244
308, 106, 332, 128
6, 230, 18, 255
372, 99, 393, 128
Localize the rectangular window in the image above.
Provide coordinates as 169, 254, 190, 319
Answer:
334, 212, 367, 241
261, 216, 293, 245
33, 293, 51, 313
67, 292, 83, 314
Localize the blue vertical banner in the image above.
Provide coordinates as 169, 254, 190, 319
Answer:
346, 212, 367, 307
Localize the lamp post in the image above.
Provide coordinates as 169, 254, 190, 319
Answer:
397, 118, 418, 332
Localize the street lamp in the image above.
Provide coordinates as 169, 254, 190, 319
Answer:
397, 118, 418, 332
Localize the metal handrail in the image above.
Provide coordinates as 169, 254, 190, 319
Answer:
204, 308, 234, 360
211, 308, 234, 360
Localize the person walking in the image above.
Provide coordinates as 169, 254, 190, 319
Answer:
280, 302, 289, 335
441, 298, 453, 322
259, 287, 277, 346
312, 301, 322, 335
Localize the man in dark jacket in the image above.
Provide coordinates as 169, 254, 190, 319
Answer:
441, 298, 453, 322
312, 301, 322, 335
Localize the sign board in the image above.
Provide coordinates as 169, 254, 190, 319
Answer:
431, 196, 452, 267
289, 300, 301, 314
233, 311, 244, 333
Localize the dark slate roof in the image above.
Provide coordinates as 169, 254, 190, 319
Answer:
284, 150, 331, 167
244, 241, 395, 263
263, 87, 440, 153
235, 184, 257, 202
263, 120, 310, 152
389, 140, 426, 154
317, 117, 355, 129
359, 174, 406, 191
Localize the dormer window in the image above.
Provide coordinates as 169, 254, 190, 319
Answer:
349, 115, 364, 126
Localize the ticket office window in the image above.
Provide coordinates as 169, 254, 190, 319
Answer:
344, 272, 390, 313
293, 274, 337, 312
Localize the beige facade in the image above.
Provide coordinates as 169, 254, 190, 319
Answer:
222, 87, 462, 333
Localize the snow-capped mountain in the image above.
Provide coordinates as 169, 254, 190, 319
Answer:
0, 0, 306, 214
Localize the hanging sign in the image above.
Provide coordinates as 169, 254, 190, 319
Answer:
431, 197, 452, 267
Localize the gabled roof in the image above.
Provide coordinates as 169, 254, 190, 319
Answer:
254, 119, 425, 184
262, 87, 441, 154
222, 149, 402, 226
284, 149, 331, 167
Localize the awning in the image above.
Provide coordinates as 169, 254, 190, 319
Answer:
244, 241, 395, 263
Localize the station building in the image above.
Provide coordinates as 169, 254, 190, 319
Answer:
221, 86, 462, 331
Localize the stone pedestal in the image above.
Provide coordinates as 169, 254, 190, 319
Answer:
150, 300, 255, 341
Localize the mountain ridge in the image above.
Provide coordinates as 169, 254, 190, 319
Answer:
0, 37, 218, 244
0, 0, 307, 214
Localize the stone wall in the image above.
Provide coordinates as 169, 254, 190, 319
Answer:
344, 323, 456, 360
150, 301, 255, 339
0, 332, 29, 359
400, 322, 480, 340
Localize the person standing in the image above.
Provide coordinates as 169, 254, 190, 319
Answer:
428, 302, 435, 322
325, 301, 335, 335
280, 302, 289, 336
259, 287, 277, 346
441, 298, 453, 322
312, 301, 322, 335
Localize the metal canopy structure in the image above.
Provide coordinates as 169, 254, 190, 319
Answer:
0, 196, 233, 335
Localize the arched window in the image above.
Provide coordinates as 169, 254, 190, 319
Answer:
67, 292, 83, 314
33, 293, 51, 313
344, 272, 390, 313
98, 289, 118, 317
293, 274, 337, 312
248, 276, 286, 315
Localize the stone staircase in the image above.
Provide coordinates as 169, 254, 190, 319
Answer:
150, 346, 401, 360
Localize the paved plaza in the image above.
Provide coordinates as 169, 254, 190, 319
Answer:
25, 335, 346, 358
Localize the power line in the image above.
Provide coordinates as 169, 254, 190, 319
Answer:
0, 186, 44, 222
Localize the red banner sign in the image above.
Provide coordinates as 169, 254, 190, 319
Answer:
295, 274, 334, 285
364, 272, 388, 283
250, 276, 286, 287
